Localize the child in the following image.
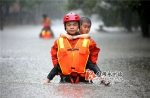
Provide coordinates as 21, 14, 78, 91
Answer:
44, 14, 109, 85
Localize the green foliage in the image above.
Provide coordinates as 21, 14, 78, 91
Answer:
126, 0, 141, 9
66, 0, 141, 31
67, 0, 97, 15
16, 0, 43, 8
1, 0, 16, 7
1, 0, 43, 10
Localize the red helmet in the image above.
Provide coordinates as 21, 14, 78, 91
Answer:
63, 13, 80, 23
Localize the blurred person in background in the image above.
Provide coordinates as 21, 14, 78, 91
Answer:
40, 14, 54, 38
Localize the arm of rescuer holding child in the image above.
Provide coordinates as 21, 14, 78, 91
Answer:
60, 33, 91, 40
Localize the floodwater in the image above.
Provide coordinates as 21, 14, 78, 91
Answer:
0, 23, 150, 98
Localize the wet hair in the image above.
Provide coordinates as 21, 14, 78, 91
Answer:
43, 14, 47, 18
80, 17, 91, 26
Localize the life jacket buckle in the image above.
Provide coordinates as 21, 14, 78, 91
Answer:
67, 48, 79, 51
71, 67, 75, 69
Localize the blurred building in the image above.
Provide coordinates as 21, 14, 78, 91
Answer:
4, 0, 68, 25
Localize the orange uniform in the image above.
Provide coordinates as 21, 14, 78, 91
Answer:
51, 37, 100, 66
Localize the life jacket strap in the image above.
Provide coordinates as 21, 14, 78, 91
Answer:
70, 73, 80, 83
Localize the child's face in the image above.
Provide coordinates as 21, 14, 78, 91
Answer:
80, 22, 91, 34
66, 21, 79, 35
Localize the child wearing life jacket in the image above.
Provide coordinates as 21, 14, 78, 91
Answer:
44, 13, 109, 85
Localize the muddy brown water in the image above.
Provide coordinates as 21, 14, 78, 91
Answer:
0, 25, 150, 98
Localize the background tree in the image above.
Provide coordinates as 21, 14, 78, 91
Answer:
0, 0, 15, 30
0, 0, 43, 30
67, 0, 149, 37
0, 0, 67, 30
127, 0, 150, 37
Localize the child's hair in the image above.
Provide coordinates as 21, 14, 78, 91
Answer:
80, 17, 91, 26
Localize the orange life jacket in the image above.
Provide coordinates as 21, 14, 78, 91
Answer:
41, 30, 51, 38
57, 37, 90, 83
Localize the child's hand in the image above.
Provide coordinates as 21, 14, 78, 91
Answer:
72, 36, 78, 39
66, 35, 73, 40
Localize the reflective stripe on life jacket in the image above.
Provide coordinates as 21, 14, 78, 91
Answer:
57, 37, 90, 75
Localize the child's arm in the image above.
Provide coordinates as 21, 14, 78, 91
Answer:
60, 33, 73, 40
72, 34, 91, 39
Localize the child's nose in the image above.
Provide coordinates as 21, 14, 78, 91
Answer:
70, 25, 74, 28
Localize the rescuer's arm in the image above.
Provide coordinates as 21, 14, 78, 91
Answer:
89, 39, 100, 64
50, 40, 59, 66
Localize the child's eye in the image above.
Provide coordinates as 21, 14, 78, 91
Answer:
74, 24, 77, 26
67, 24, 71, 26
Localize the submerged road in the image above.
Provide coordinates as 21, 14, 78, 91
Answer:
0, 25, 150, 98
